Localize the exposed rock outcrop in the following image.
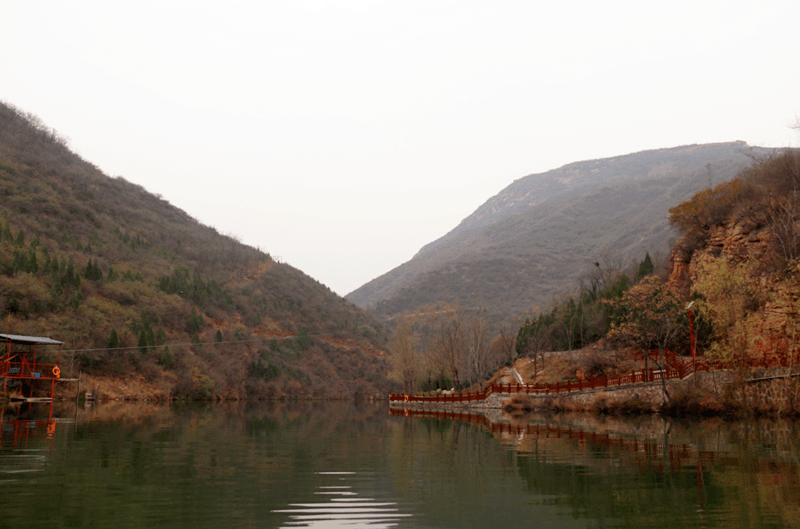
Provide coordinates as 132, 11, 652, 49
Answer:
667, 218, 777, 302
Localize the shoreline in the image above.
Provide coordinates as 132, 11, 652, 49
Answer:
390, 369, 800, 419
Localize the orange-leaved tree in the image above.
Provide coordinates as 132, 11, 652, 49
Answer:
605, 276, 686, 398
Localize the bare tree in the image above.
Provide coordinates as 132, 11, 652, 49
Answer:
388, 313, 419, 392
433, 303, 464, 388
463, 308, 494, 383
493, 324, 518, 365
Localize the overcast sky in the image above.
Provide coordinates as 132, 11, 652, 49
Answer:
2, 1, 798, 296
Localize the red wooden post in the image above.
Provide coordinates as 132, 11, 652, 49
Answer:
689, 308, 696, 373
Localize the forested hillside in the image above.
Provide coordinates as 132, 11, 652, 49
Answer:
0, 101, 390, 400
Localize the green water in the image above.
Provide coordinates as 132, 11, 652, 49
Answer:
2, 401, 800, 528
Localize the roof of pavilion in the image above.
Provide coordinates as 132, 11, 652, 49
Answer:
0, 333, 64, 346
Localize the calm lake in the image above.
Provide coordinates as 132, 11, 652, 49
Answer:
2, 400, 800, 528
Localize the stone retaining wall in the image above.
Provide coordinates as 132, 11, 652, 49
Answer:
389, 371, 736, 412
729, 374, 800, 414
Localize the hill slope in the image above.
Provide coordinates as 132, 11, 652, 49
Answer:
666, 148, 800, 369
348, 142, 773, 320
0, 101, 390, 400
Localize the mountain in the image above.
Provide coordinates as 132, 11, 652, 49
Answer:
347, 142, 774, 321
0, 101, 390, 400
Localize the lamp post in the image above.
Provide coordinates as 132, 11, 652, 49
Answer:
686, 301, 696, 374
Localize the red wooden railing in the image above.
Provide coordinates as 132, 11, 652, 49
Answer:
0, 360, 61, 381
389, 357, 709, 404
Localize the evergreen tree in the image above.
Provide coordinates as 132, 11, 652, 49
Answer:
155, 327, 167, 345
186, 307, 204, 334
634, 252, 654, 282
85, 259, 95, 280
11, 250, 26, 274
138, 330, 149, 354
27, 249, 38, 274
106, 328, 121, 349
49, 255, 59, 276
84, 259, 103, 281
63, 261, 81, 288
159, 347, 174, 369
138, 312, 155, 350
67, 291, 83, 312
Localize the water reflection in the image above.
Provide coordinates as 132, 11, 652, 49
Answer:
390, 407, 800, 528
2, 400, 800, 528
274, 471, 411, 528
0, 400, 73, 484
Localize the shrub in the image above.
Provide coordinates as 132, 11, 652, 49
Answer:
502, 394, 533, 415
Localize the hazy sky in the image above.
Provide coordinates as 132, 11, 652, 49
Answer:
2, 1, 798, 296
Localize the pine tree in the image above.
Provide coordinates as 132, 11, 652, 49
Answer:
186, 308, 204, 334
138, 312, 155, 351
12, 250, 26, 273
106, 328, 121, 350
634, 253, 654, 283
138, 330, 148, 354
67, 291, 83, 312
84, 259, 103, 281
159, 347, 174, 369
27, 249, 38, 274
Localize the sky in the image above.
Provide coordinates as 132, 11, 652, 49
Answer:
1, 1, 798, 296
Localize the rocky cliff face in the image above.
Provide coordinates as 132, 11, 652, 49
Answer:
667, 218, 778, 301
667, 180, 800, 368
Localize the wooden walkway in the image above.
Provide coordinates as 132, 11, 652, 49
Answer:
389, 357, 707, 405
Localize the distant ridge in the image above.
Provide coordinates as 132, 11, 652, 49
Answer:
347, 141, 773, 321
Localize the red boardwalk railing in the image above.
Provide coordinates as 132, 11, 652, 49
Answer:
388, 357, 710, 405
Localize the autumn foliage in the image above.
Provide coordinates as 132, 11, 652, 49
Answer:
672, 149, 800, 371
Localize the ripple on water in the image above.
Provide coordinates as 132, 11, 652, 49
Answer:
273, 471, 412, 528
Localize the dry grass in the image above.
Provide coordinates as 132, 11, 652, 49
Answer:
502, 394, 533, 416
514, 342, 646, 386
516, 355, 575, 384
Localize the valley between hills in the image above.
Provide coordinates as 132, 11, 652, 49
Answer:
3, 99, 800, 411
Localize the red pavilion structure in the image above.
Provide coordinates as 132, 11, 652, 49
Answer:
1, 333, 64, 401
